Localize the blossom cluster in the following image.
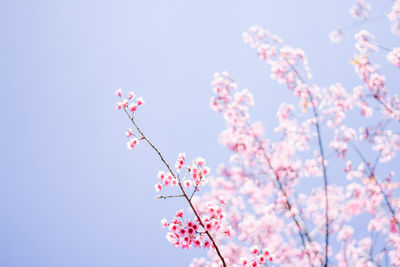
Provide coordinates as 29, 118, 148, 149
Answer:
115, 89, 146, 151
240, 246, 274, 267
162, 210, 208, 250
330, 125, 357, 159
388, 47, 400, 68
354, 30, 377, 54
115, 89, 145, 112
349, 0, 371, 19
243, 25, 312, 89
161, 201, 229, 251
388, 0, 400, 36
155, 155, 211, 193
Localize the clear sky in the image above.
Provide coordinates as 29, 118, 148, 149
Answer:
0, 1, 399, 266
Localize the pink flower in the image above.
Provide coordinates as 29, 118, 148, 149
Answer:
257, 254, 266, 264
125, 128, 134, 137
184, 180, 192, 188
350, 0, 371, 19
154, 183, 162, 192
128, 103, 137, 112
128, 91, 136, 100
126, 138, 139, 150
250, 245, 259, 254
161, 218, 169, 228
387, 47, 400, 68
137, 97, 145, 106
115, 88, 122, 97
337, 225, 354, 241
175, 153, 186, 172
175, 209, 184, 218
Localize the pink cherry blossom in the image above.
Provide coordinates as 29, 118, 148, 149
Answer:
115, 2, 400, 266
388, 0, 400, 36
115, 88, 122, 97
126, 137, 139, 150
350, 0, 371, 19
388, 47, 400, 68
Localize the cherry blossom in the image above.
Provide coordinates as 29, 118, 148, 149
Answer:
349, 0, 371, 19
388, 0, 400, 36
388, 47, 400, 68
115, 2, 400, 266
329, 29, 343, 44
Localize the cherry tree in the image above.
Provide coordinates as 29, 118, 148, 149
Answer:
116, 1, 400, 266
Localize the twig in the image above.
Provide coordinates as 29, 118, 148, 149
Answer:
157, 194, 185, 199
123, 108, 227, 267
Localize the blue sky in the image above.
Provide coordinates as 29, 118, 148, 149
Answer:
0, 1, 399, 266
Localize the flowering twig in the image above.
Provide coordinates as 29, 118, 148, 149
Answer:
122, 108, 227, 267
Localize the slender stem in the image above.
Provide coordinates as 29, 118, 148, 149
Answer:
190, 183, 200, 201
157, 194, 185, 199
310, 104, 329, 267
376, 44, 391, 52
339, 13, 387, 31
190, 172, 204, 201
123, 108, 227, 267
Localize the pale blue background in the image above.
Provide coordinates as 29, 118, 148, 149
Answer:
1, 1, 399, 266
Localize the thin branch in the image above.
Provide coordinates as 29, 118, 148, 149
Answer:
190, 184, 200, 201
190, 172, 204, 201
339, 13, 387, 32
157, 194, 185, 199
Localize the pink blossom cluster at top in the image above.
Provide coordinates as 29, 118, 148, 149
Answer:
115, 89, 145, 112
115, 89, 146, 150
